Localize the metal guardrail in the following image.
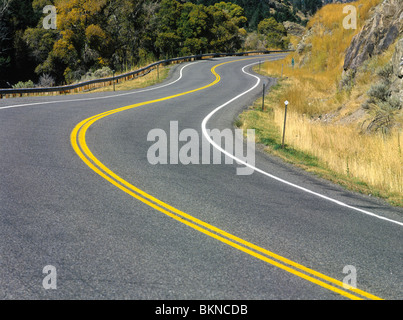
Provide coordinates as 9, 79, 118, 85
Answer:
0, 50, 292, 98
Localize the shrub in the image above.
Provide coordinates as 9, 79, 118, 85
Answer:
367, 81, 390, 102
12, 80, 35, 88
79, 66, 112, 83
38, 74, 55, 87
376, 62, 393, 82
93, 66, 112, 78
339, 69, 356, 91
364, 85, 401, 134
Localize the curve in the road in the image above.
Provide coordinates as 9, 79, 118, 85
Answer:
202, 62, 403, 228
0, 62, 200, 111
71, 58, 383, 300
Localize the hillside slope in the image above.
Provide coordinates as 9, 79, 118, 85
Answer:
296, 0, 402, 131
239, 0, 402, 205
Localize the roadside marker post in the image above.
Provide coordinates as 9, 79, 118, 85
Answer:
262, 83, 265, 111
282, 100, 289, 149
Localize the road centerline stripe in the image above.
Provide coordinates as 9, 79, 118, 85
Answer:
71, 57, 382, 300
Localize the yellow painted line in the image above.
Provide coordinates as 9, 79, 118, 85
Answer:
71, 58, 382, 300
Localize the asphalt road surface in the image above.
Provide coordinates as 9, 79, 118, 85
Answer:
0, 54, 402, 300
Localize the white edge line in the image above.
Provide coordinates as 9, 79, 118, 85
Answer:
201, 61, 403, 227
0, 62, 200, 110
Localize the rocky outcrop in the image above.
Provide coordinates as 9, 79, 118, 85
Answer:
392, 37, 403, 78
284, 21, 306, 51
390, 38, 403, 103
296, 30, 311, 55
321, 0, 356, 4
343, 0, 403, 71
283, 21, 305, 37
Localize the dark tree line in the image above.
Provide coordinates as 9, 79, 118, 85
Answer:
191, 0, 324, 29
290, 0, 323, 15
1, 0, 252, 86
0, 0, 301, 86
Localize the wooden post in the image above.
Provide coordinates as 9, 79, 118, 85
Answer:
282, 100, 289, 149
262, 83, 265, 111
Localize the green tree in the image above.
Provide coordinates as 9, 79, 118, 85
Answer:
155, 32, 181, 58
155, 0, 182, 58
177, 3, 209, 55
257, 17, 288, 49
208, 3, 244, 52
0, 0, 41, 85
0, 0, 13, 77
1, 0, 257, 86
213, 2, 247, 27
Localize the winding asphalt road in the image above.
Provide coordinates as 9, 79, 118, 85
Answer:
0, 54, 402, 300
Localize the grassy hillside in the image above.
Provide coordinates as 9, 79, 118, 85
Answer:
238, 0, 403, 206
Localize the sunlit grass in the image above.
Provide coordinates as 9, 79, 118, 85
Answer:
240, 0, 402, 206
240, 92, 402, 206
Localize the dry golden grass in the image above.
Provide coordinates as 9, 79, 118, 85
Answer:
307, 0, 383, 29
270, 108, 402, 197
243, 0, 402, 205
240, 93, 403, 205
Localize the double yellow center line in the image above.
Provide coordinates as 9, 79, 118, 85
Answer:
71, 58, 382, 300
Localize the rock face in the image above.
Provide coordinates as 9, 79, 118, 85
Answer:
343, 0, 403, 71
392, 37, 403, 78
296, 27, 314, 55
283, 21, 305, 37
390, 38, 403, 103
322, 0, 356, 3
